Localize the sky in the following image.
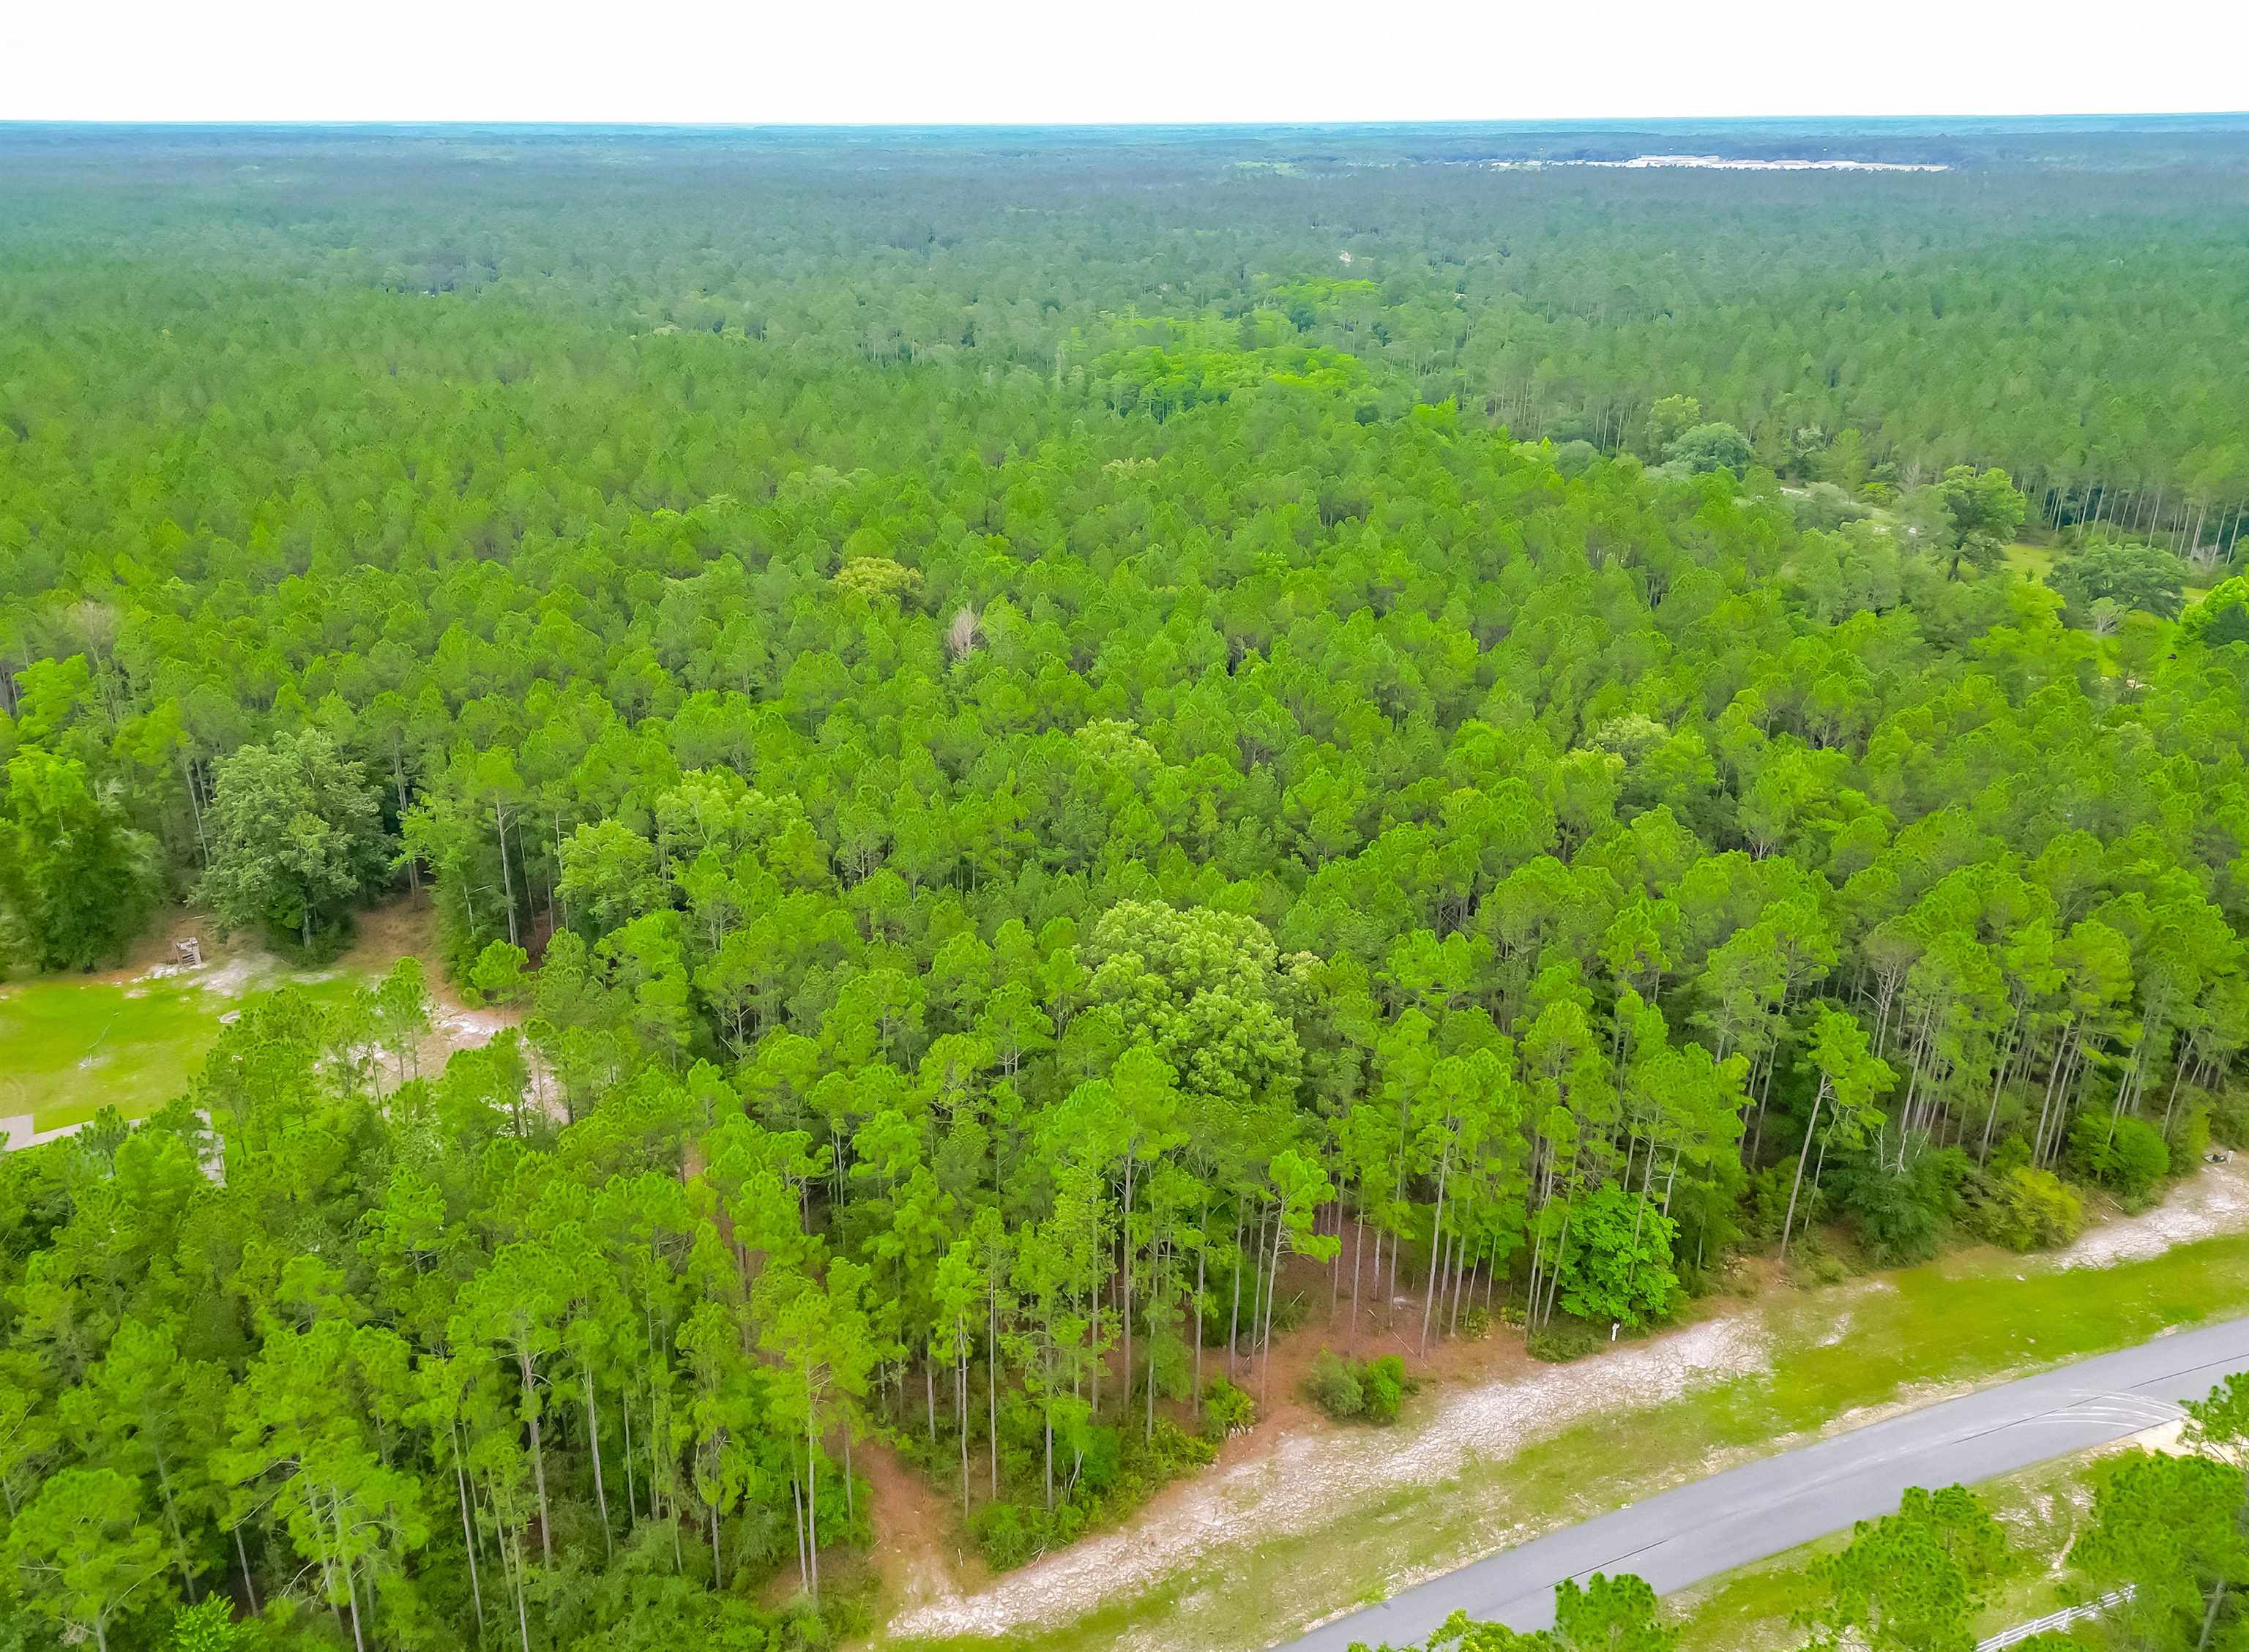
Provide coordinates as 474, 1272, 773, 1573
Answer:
7, 0, 2246, 126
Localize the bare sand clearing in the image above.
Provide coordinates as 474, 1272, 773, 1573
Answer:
2060, 1156, 2249, 1268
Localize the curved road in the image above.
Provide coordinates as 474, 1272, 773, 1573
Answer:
1283, 1315, 2249, 1651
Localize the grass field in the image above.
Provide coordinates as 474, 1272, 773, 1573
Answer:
0, 900, 452, 1138
0, 963, 365, 1133
2004, 539, 2056, 583
886, 1226, 2249, 1652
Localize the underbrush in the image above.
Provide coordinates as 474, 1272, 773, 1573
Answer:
1770, 1108, 2210, 1275
1303, 1350, 1414, 1421
1526, 1321, 1602, 1363
899, 1378, 1248, 1572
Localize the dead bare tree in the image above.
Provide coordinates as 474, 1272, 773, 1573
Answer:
945, 605, 982, 662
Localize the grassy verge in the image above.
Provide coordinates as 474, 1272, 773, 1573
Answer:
1668, 1450, 2106, 1651
882, 1231, 2249, 1652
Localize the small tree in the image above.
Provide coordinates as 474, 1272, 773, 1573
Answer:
1551, 1571, 1677, 1650
1922, 464, 2027, 580
2070, 1450, 2246, 1650
370, 957, 434, 1085
2050, 539, 2190, 625
1644, 394, 1702, 455
167, 1597, 252, 1650
469, 940, 529, 1006
1799, 1484, 2007, 1652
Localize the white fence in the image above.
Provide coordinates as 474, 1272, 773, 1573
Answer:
1977, 1586, 2136, 1650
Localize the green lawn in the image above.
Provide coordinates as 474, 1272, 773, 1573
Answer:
883, 1230, 2249, 1652
0, 965, 364, 1133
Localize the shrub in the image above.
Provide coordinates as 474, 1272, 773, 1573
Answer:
1360, 1355, 1407, 1423
1785, 1232, 1852, 1286
1269, 1288, 1310, 1339
1200, 1378, 1256, 1442
1556, 1183, 1684, 1328
1742, 1162, 1796, 1243
1069, 1422, 1121, 1496
2167, 1102, 2211, 1173
1970, 1165, 2086, 1252
2207, 1091, 2249, 1151
1834, 1145, 1967, 1266
969, 1500, 1040, 1570
2067, 1112, 2170, 1205
1133, 1418, 1215, 1479
1304, 1350, 1365, 1421
1458, 1305, 1493, 1342
1528, 1323, 1599, 1362
1988, 1132, 2033, 1175
1302, 1351, 1413, 1423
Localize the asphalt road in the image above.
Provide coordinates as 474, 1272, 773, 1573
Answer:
1281, 1315, 2249, 1651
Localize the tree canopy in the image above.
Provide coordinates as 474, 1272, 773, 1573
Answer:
6, 119, 2249, 1651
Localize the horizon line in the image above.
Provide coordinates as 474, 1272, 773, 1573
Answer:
6, 110, 2249, 134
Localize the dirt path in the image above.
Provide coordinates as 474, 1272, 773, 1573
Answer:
2059, 1156, 2249, 1267
859, 1437, 977, 1621
882, 1159, 2249, 1643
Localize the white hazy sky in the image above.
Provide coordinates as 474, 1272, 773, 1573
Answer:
5, 0, 2245, 126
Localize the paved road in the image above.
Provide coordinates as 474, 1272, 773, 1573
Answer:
1283, 1316, 2249, 1651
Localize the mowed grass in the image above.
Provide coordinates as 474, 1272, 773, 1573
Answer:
0, 967, 363, 1132
883, 1232, 2249, 1652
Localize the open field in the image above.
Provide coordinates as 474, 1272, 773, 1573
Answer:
0, 897, 487, 1143
0, 961, 361, 1136
881, 1166, 2249, 1652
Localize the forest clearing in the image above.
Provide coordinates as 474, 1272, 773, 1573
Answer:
0, 897, 509, 1141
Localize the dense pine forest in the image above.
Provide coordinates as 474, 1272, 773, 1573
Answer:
7, 120, 2249, 1651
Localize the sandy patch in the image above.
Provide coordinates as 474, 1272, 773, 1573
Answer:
185, 954, 272, 996
2059, 1158, 2249, 1269
431, 1006, 511, 1052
